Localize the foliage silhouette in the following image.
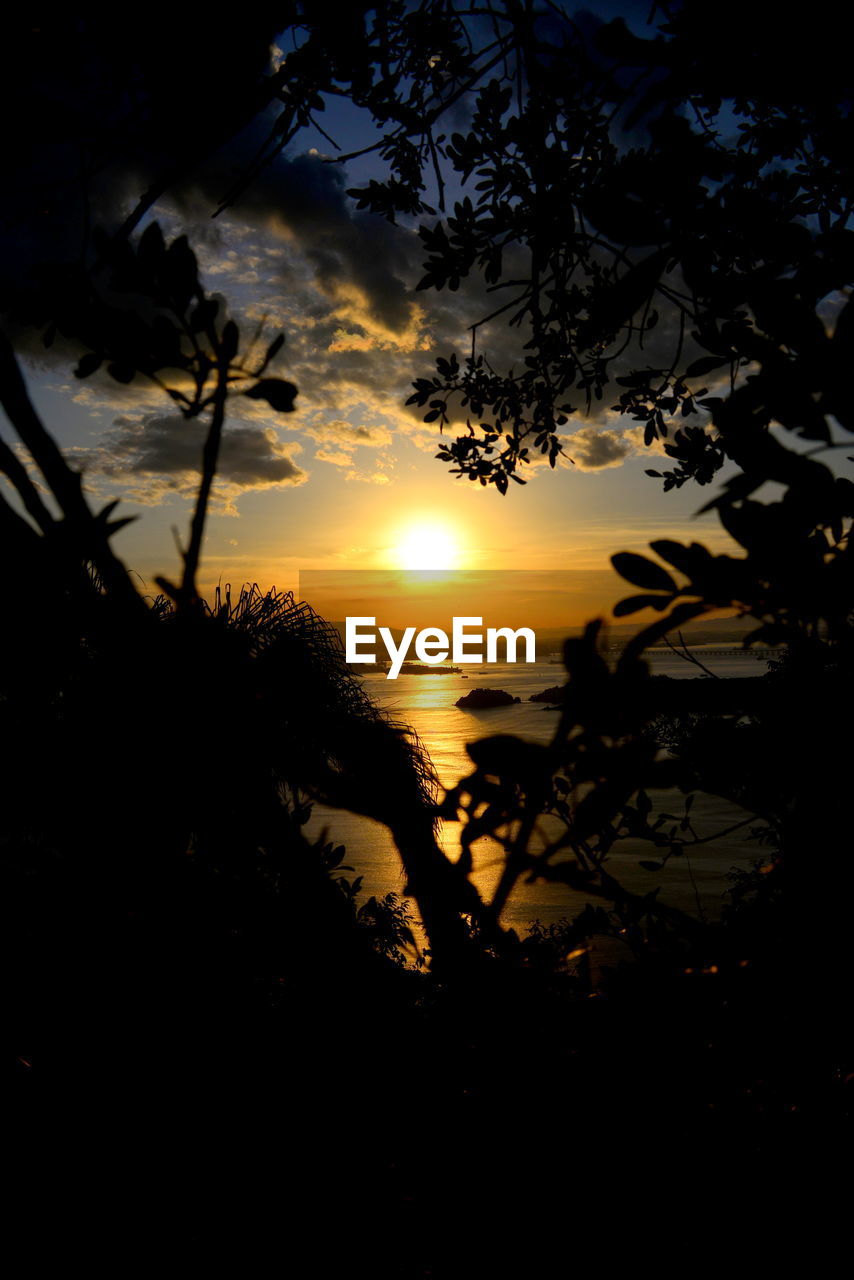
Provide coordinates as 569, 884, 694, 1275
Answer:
273, 2, 854, 995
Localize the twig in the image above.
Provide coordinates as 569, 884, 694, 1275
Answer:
664, 629, 719, 678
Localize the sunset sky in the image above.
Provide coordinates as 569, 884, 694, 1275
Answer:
21, 160, 741, 623
9, 7, 802, 625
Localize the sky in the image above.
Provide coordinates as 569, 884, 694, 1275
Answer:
6, 5, 836, 626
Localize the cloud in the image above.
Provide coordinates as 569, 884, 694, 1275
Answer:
74, 412, 307, 510
564, 426, 634, 471
303, 418, 392, 448
345, 468, 393, 486
180, 152, 420, 340
314, 448, 353, 467
560, 421, 672, 472
307, 414, 397, 474
621, 424, 669, 456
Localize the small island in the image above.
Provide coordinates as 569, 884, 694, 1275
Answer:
455, 688, 521, 709
529, 685, 566, 704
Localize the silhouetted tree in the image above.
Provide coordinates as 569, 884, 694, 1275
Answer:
4, 0, 854, 985
282, 3, 854, 966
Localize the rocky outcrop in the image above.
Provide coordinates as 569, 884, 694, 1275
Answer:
455, 688, 520, 709
529, 685, 566, 703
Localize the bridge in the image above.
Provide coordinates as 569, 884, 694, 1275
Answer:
588, 646, 773, 660
647, 647, 770, 658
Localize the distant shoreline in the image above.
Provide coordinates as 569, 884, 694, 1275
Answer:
354, 661, 462, 675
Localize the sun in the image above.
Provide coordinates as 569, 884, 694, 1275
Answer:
395, 521, 461, 570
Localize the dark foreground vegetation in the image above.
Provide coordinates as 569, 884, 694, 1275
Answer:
4, 5, 852, 1272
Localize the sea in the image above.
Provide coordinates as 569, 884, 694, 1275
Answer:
304, 648, 771, 940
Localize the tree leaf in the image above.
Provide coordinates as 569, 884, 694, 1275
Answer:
244, 378, 298, 412
648, 539, 696, 575
613, 593, 672, 616
75, 352, 103, 379
611, 551, 678, 593
257, 332, 285, 374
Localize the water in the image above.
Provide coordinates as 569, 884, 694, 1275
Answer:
305, 650, 770, 936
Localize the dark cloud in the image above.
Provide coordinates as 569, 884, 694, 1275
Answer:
565, 425, 633, 470
179, 152, 417, 336
76, 412, 306, 504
